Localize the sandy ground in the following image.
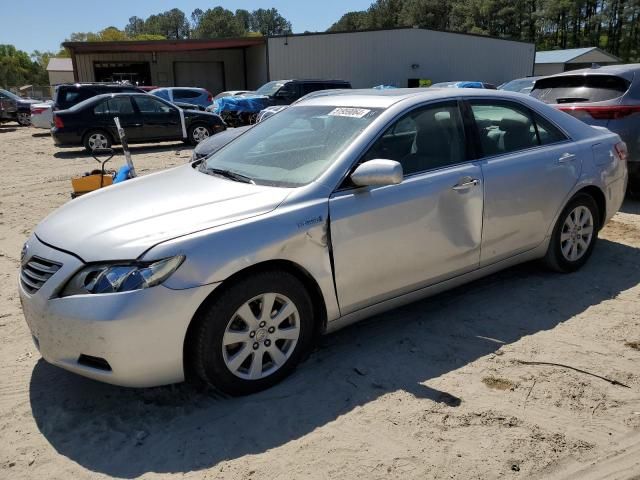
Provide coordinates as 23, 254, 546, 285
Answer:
0, 124, 639, 480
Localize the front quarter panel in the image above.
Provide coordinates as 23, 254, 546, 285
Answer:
144, 197, 340, 322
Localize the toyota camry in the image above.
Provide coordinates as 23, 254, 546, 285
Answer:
19, 88, 627, 395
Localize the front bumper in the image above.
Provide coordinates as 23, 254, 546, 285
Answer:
19, 235, 218, 387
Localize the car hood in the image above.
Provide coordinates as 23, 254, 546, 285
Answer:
35, 164, 291, 262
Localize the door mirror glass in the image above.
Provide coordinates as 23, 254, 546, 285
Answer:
351, 159, 403, 187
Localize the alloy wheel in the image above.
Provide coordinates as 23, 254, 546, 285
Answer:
88, 133, 108, 150
192, 126, 210, 143
17, 112, 31, 126
222, 293, 300, 380
560, 205, 594, 262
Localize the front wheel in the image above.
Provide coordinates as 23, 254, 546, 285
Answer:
189, 271, 314, 395
17, 112, 31, 126
544, 194, 599, 272
188, 124, 212, 145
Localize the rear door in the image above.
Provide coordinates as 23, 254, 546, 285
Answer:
92, 96, 144, 141
132, 96, 182, 140
466, 99, 581, 266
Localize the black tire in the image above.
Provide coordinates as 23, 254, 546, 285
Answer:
17, 112, 31, 126
190, 271, 315, 396
83, 130, 112, 152
544, 193, 599, 273
188, 124, 212, 145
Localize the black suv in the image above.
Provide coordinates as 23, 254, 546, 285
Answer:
54, 83, 144, 111
254, 79, 352, 105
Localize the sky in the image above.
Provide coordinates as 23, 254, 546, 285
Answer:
1, 0, 373, 54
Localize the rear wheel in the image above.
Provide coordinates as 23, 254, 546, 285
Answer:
83, 130, 112, 152
188, 124, 212, 145
190, 271, 314, 395
544, 194, 599, 272
17, 112, 31, 126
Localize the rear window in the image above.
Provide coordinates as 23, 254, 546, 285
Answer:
531, 75, 629, 104
58, 89, 95, 108
174, 89, 201, 99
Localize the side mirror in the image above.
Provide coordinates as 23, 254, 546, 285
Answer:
350, 159, 403, 187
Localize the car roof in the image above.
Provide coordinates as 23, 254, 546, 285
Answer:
543, 63, 640, 82
296, 87, 530, 109
274, 79, 350, 84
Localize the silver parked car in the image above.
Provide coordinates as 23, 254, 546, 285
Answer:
19, 89, 627, 395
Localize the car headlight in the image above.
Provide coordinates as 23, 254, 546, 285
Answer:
61, 256, 185, 297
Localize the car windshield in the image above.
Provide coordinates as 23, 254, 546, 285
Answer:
255, 81, 287, 97
201, 105, 382, 187
1, 89, 22, 101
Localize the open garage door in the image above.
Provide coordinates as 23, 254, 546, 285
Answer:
174, 61, 225, 95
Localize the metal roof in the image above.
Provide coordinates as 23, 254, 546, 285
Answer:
535, 47, 620, 64
46, 57, 73, 72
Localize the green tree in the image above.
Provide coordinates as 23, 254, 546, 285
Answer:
235, 9, 252, 31
328, 11, 369, 31
192, 7, 245, 38
0, 45, 47, 88
250, 8, 292, 35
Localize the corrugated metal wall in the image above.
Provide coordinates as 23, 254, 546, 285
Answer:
267, 29, 535, 87
246, 44, 268, 90
74, 49, 246, 91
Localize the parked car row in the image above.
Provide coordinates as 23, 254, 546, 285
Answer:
0, 88, 39, 126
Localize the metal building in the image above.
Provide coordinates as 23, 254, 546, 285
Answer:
64, 28, 535, 94
534, 47, 621, 76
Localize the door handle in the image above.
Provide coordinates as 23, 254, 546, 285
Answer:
452, 177, 479, 191
558, 153, 576, 163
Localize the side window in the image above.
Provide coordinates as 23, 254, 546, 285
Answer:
301, 83, 324, 96
107, 97, 135, 114
134, 96, 174, 114
470, 101, 538, 156
93, 100, 109, 115
174, 89, 200, 99
277, 83, 298, 99
362, 102, 467, 176
533, 113, 567, 145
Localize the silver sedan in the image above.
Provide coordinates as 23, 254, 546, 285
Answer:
19, 89, 628, 395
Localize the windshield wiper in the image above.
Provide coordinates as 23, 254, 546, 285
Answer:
200, 166, 255, 184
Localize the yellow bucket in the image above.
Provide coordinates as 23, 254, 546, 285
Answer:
71, 174, 113, 196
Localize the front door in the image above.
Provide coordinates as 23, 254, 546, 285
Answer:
466, 99, 581, 266
132, 96, 182, 140
329, 101, 484, 315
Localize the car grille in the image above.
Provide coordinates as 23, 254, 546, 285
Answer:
20, 257, 62, 294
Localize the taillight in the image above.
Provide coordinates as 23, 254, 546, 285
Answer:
558, 105, 640, 120
54, 116, 64, 128
31, 107, 47, 115
614, 141, 628, 161
207, 92, 213, 102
